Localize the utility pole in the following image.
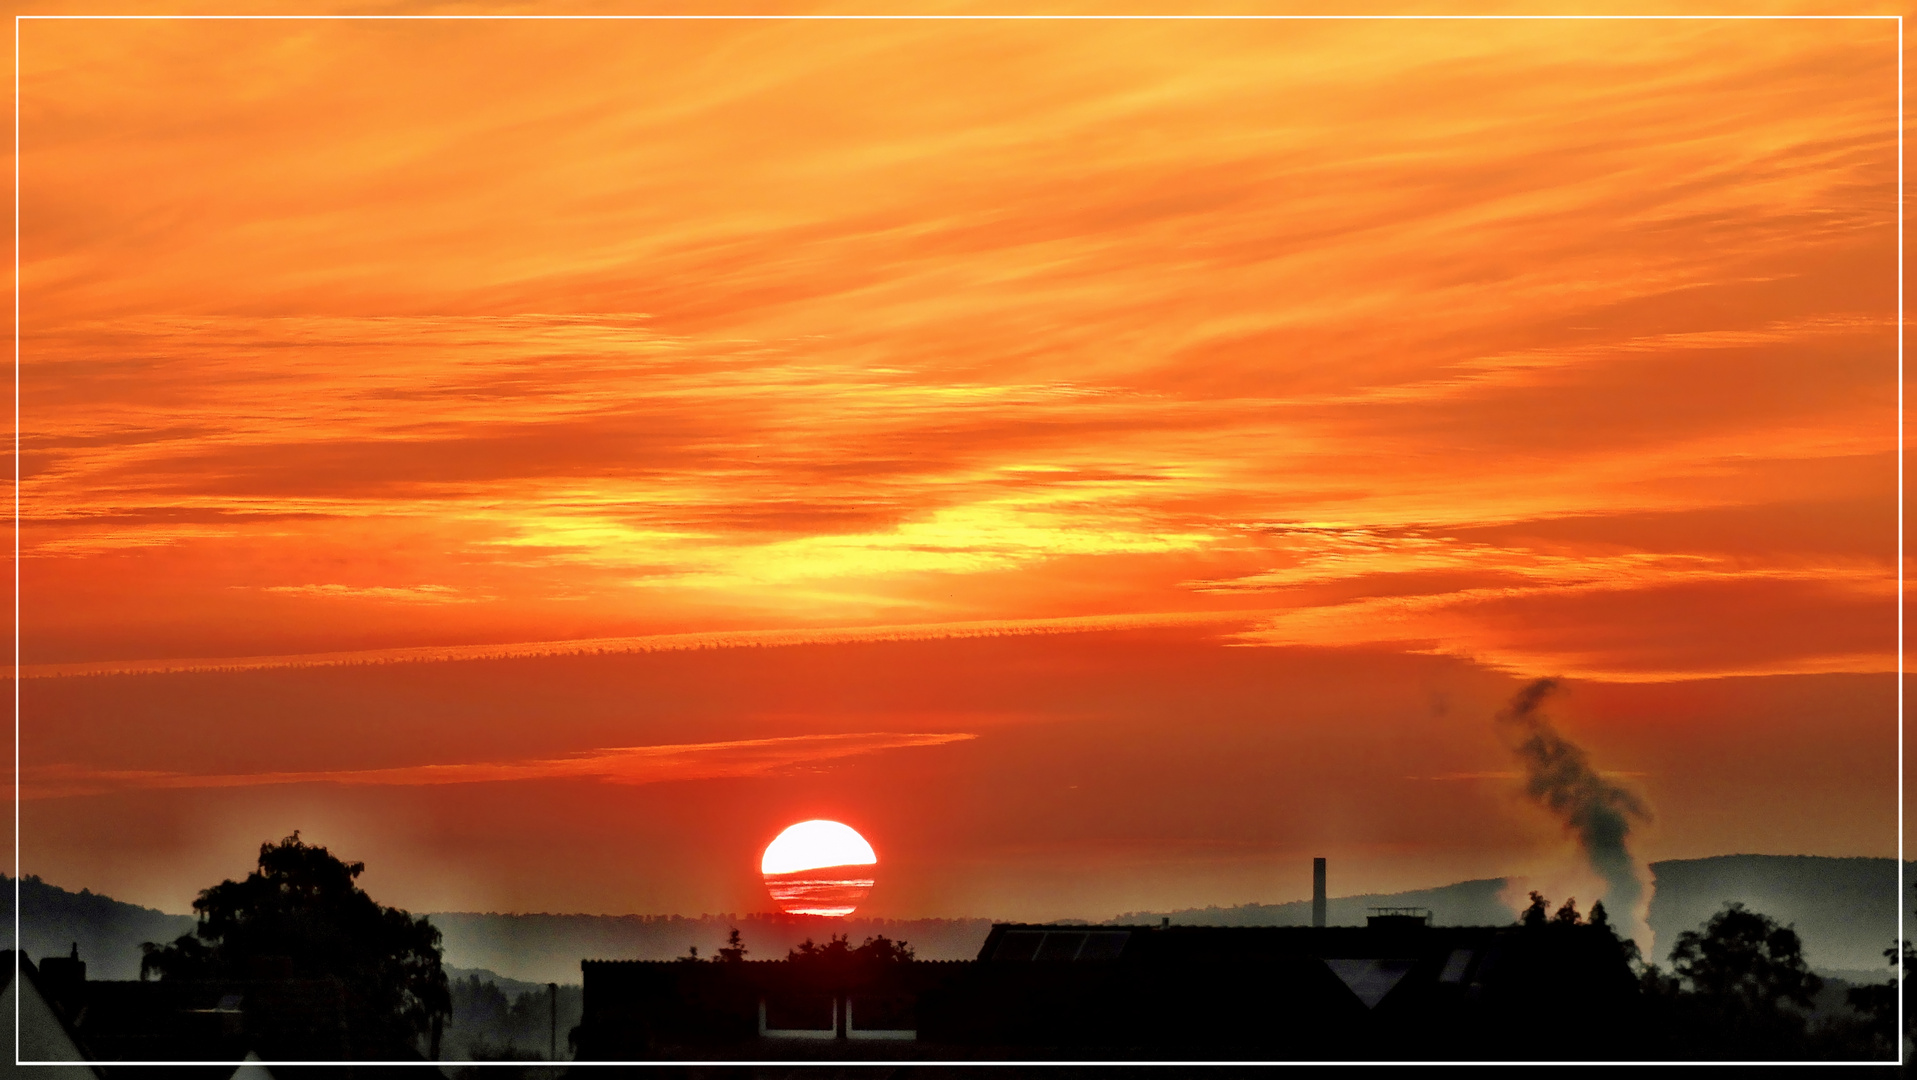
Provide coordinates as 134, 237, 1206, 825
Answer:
548, 982, 559, 1061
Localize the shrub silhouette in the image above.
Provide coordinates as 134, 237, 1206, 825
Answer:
787, 933, 915, 965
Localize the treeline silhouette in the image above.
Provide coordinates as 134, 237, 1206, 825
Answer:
33, 836, 1909, 1062
18, 856, 1911, 984
425, 910, 992, 982
444, 974, 581, 1062
1517, 890, 1903, 1060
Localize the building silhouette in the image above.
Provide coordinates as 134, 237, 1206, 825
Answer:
575, 910, 1642, 1060
7, 945, 403, 1071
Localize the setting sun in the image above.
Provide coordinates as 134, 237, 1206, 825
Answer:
761, 820, 877, 875
761, 820, 878, 917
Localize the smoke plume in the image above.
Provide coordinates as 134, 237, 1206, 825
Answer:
1496, 679, 1653, 945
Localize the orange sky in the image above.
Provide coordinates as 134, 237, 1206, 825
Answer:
11, 13, 1902, 926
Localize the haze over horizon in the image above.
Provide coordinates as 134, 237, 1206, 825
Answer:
16, 17, 1898, 926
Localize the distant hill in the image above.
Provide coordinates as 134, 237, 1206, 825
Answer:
11, 855, 1912, 985
1644, 855, 1914, 977
1105, 877, 1514, 930
0, 874, 195, 979
1105, 856, 1916, 978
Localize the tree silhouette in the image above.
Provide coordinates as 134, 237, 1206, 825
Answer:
140, 832, 450, 1059
1520, 891, 1549, 927
1631, 901, 1904, 1060
1551, 898, 1582, 925
788, 934, 853, 963
1669, 902, 1822, 1013
854, 934, 914, 964
1655, 901, 1824, 1058
716, 928, 748, 963
1845, 884, 1914, 1058
787, 933, 915, 969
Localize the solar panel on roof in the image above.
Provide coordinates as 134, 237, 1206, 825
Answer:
993, 931, 1043, 961
1035, 932, 1087, 961
1076, 932, 1129, 960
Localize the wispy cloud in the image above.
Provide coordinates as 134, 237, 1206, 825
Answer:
1235, 573, 1895, 682
19, 609, 1271, 679
22, 731, 978, 800
11, 16, 1897, 920
257, 584, 480, 604
16, 18, 1896, 684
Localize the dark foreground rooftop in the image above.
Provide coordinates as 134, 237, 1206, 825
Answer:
577, 915, 1642, 1061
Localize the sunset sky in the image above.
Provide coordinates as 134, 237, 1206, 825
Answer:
13, 13, 1901, 927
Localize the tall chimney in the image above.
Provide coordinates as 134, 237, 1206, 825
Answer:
1312, 857, 1327, 928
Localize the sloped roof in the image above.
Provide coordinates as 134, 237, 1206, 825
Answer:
0, 952, 99, 1071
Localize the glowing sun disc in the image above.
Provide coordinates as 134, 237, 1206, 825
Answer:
761, 820, 878, 875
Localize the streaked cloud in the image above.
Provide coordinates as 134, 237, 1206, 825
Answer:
22, 731, 978, 800
1237, 573, 1895, 682
258, 584, 481, 604
19, 608, 1269, 679
12, 18, 1899, 911
22, 14, 1893, 682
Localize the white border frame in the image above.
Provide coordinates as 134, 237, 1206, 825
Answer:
8, 11, 1905, 1069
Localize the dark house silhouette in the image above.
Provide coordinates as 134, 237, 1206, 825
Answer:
10, 945, 417, 1068
71, 974, 356, 1063
578, 954, 966, 1059
576, 911, 1642, 1060
4, 950, 101, 1070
